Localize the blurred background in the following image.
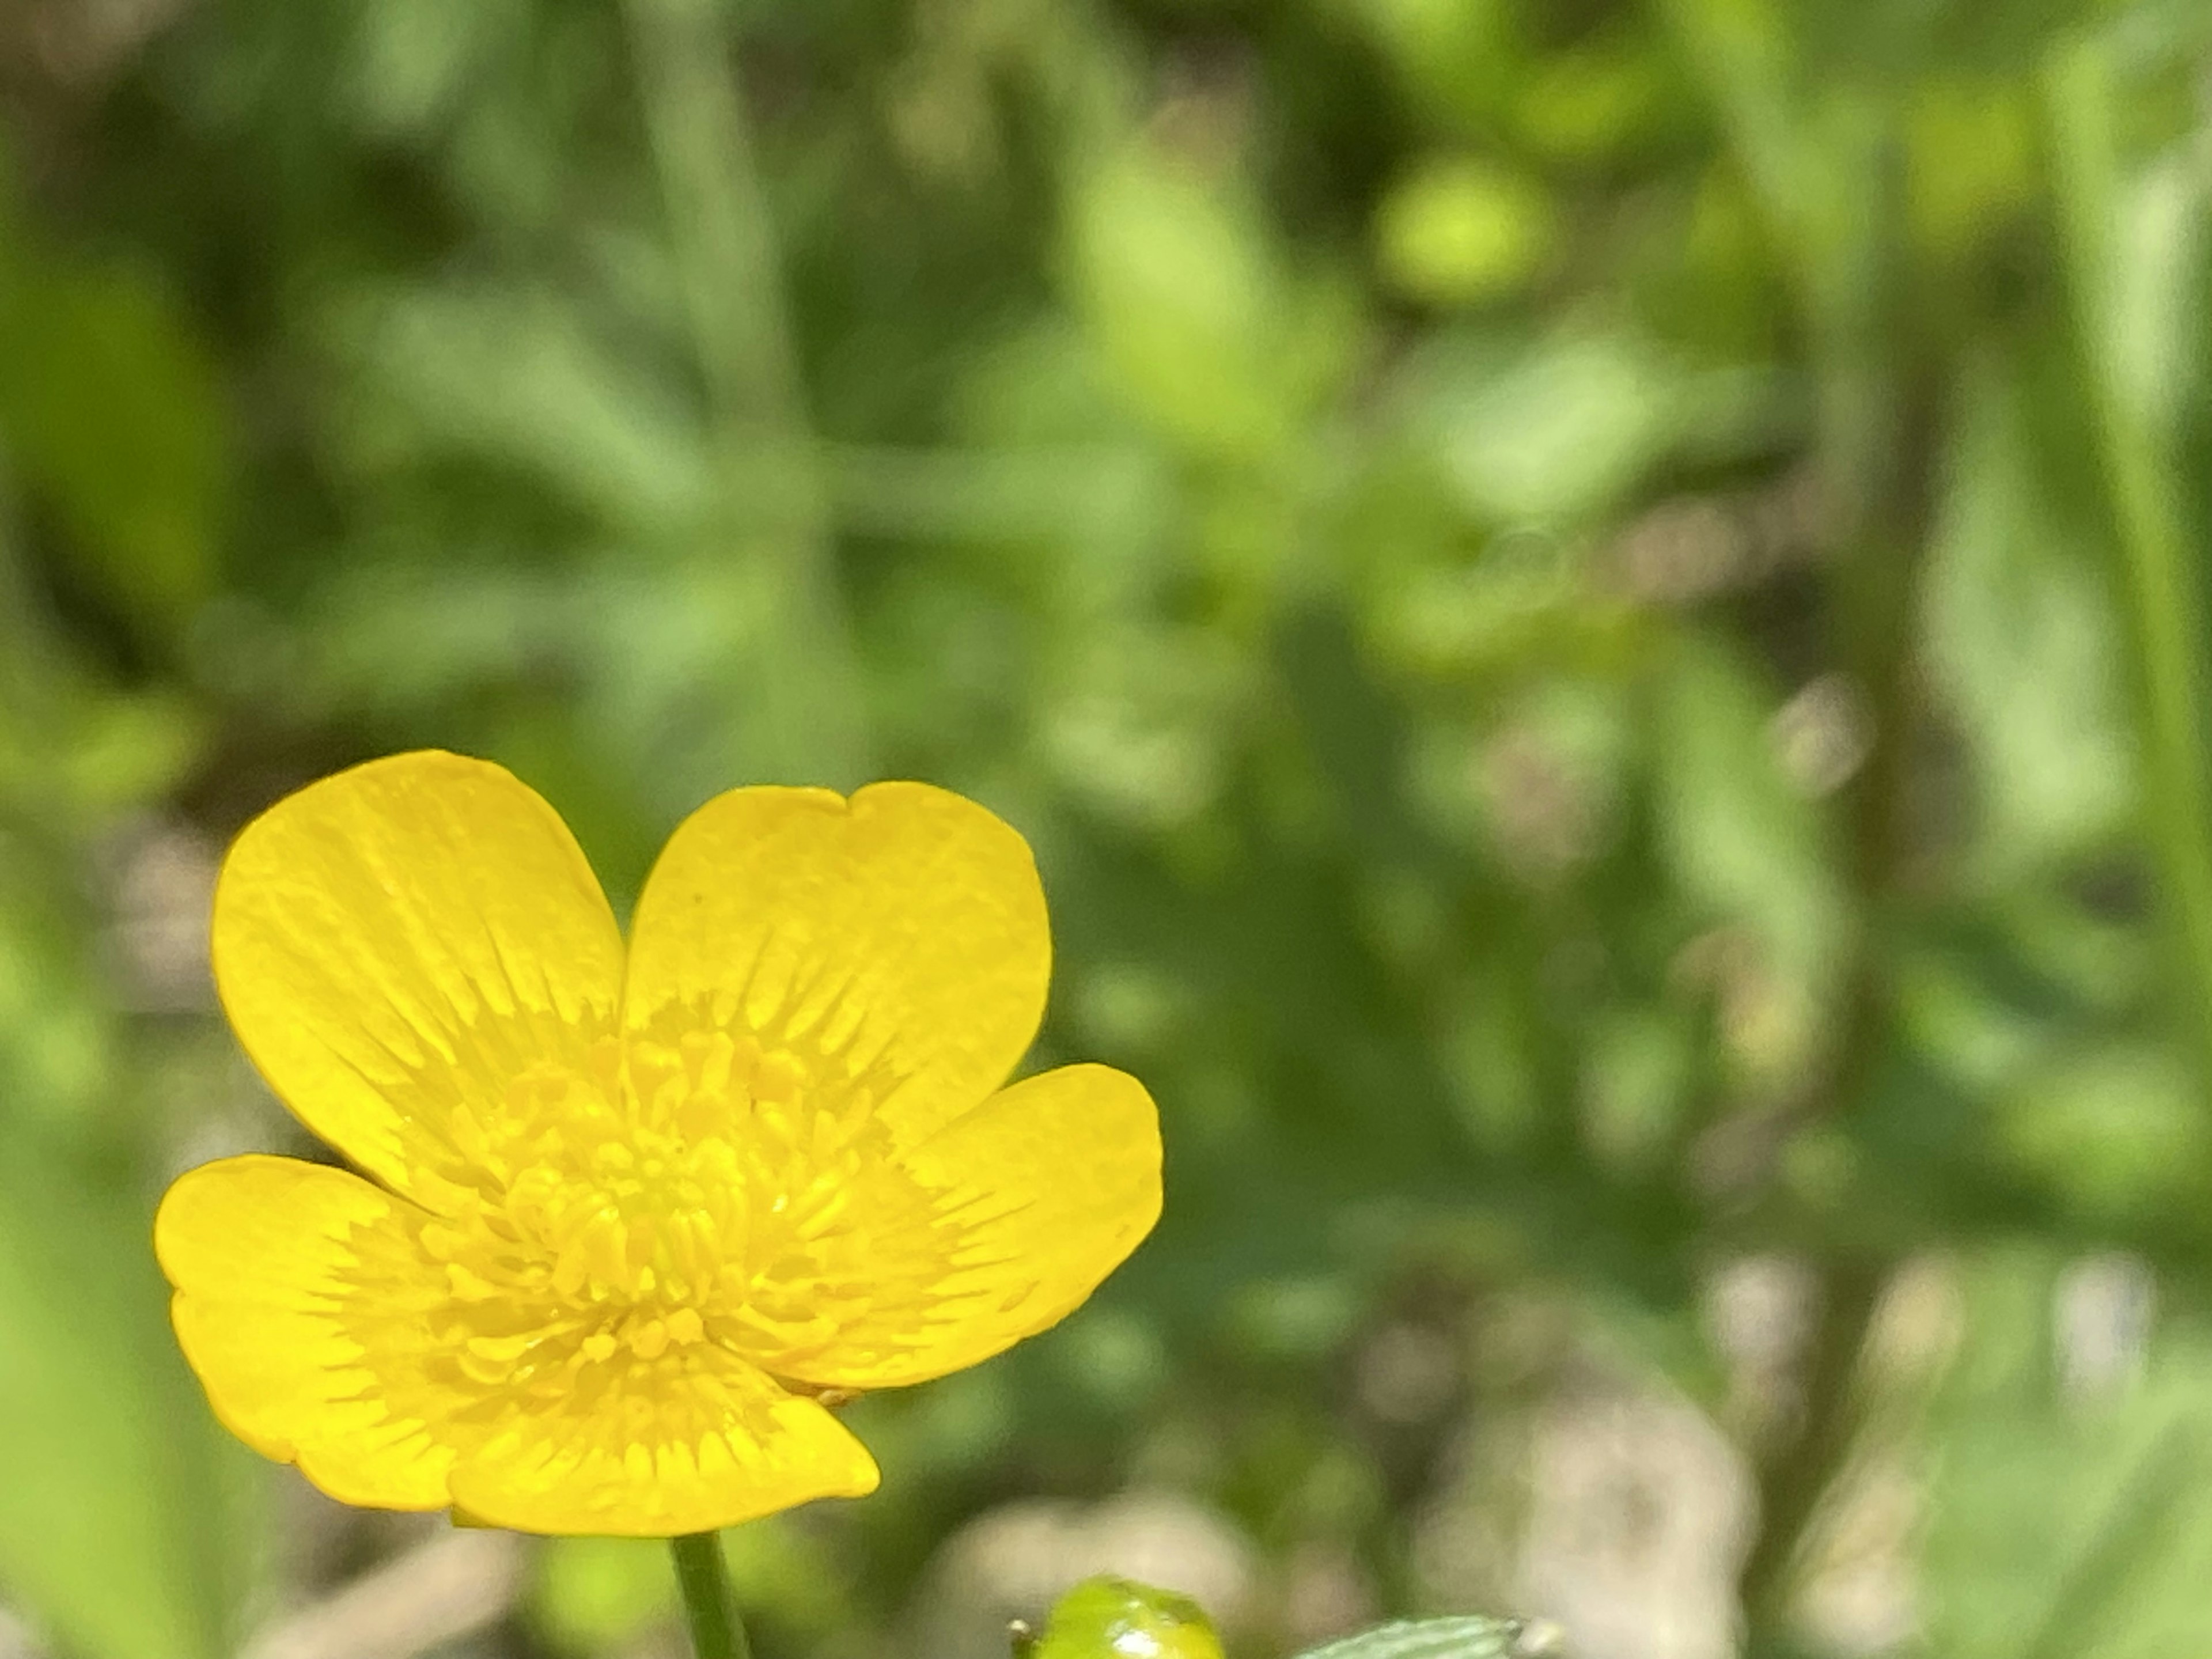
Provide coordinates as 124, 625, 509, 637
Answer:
7, 0, 2212, 1656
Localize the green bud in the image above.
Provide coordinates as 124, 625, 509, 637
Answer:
1027, 1576, 1226, 1659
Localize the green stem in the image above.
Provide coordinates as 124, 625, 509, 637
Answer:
618, 0, 870, 785
621, 0, 804, 437
672, 1532, 752, 1659
1736, 1262, 1884, 1642
1656, 21, 1931, 1643
2046, 43, 2212, 1088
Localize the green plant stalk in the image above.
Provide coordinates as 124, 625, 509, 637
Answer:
672, 1532, 752, 1659
1734, 1263, 1884, 1641
620, 0, 801, 437
1656, 13, 1930, 1638
2045, 43, 2212, 1088
619, 0, 870, 785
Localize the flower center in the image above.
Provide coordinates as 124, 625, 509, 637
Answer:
359, 1025, 921, 1416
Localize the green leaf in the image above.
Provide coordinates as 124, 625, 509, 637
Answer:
0, 252, 229, 624
1404, 329, 1785, 527
1336, 0, 1525, 131
1923, 355, 2134, 876
2048, 33, 2212, 1099
0, 1164, 245, 1659
344, 0, 523, 138
1294, 1615, 1532, 1659
327, 282, 713, 529
1375, 156, 1556, 308
1066, 143, 1351, 462
1650, 635, 1851, 1084
1995, 1041, 2209, 1229
1923, 1255, 2212, 1659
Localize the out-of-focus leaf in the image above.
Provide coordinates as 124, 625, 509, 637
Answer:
1802, 0, 2111, 81
2048, 36, 2212, 1085
1363, 539, 1597, 680
1654, 0, 1805, 236
1925, 358, 2134, 875
0, 253, 229, 623
1651, 637, 1849, 1084
294, 555, 867, 813
0, 1165, 240, 1659
533, 1536, 672, 1656
0, 868, 117, 1138
0, 593, 237, 1650
1375, 157, 1555, 308
1416, 333, 1667, 524
1907, 81, 2040, 276
1066, 143, 1352, 463
1403, 329, 1786, 526
327, 283, 713, 529
1995, 1042, 2209, 1228
1923, 1255, 2212, 1659
1514, 46, 1675, 165
1036, 624, 1247, 830
344, 0, 523, 137
1583, 1005, 1699, 1175
1293, 1615, 1531, 1658
1335, 0, 1523, 131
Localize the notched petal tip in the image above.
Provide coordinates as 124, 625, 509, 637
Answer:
622, 775, 1053, 1147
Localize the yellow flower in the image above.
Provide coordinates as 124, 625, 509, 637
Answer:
156, 752, 1161, 1536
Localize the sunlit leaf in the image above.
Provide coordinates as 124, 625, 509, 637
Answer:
1294, 1615, 1532, 1659
1924, 357, 2135, 874
1924, 1255, 2212, 1659
0, 1165, 244, 1659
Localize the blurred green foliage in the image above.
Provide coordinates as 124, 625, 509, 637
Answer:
10, 0, 2212, 1655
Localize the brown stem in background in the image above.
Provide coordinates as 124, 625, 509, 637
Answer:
1734, 1261, 1885, 1643
1718, 97, 1940, 1651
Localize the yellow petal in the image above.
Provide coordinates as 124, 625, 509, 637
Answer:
155, 1155, 457, 1511
447, 1350, 880, 1536
763, 1063, 1162, 1389
211, 751, 624, 1202
622, 782, 1049, 1147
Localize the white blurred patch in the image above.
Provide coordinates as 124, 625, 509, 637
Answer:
2055, 1252, 2156, 1406
1513, 1378, 1752, 1659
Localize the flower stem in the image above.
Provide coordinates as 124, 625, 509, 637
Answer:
671, 1532, 752, 1659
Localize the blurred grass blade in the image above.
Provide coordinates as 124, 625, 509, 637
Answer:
2018, 1419, 2203, 1659
0, 1169, 242, 1659
621, 0, 801, 436
1923, 353, 2134, 877
1923, 1256, 2212, 1659
2045, 40, 2212, 1082
618, 0, 867, 784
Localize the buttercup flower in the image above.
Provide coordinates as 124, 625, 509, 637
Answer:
156, 753, 1161, 1536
